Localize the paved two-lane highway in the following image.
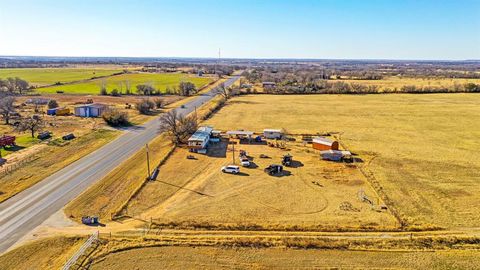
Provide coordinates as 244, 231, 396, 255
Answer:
0, 76, 240, 253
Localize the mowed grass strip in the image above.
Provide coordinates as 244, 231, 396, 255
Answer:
89, 246, 480, 270
0, 129, 119, 203
0, 68, 123, 87
38, 73, 213, 94
64, 133, 174, 221
65, 93, 224, 221
204, 94, 480, 229
0, 236, 85, 270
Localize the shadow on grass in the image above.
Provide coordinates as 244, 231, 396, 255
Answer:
288, 160, 304, 168
156, 180, 213, 197
2, 145, 25, 152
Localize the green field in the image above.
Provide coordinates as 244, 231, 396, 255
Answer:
0, 68, 123, 87
0, 135, 39, 158
37, 73, 213, 94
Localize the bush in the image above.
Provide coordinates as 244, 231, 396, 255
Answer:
47, 99, 58, 109
136, 84, 156, 95
153, 98, 164, 109
102, 108, 129, 126
100, 87, 108, 95
110, 89, 121, 96
135, 99, 155, 114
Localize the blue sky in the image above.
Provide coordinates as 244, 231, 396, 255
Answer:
0, 0, 479, 60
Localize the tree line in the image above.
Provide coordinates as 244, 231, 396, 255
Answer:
256, 80, 480, 95
99, 81, 199, 97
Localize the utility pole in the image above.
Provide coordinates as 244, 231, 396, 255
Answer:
232, 141, 235, 164
146, 144, 151, 179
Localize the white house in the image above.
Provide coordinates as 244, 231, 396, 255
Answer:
188, 126, 213, 154
263, 129, 284, 139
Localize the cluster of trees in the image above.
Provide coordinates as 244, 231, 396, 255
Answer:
102, 108, 129, 126
0, 77, 30, 94
243, 60, 480, 86
99, 81, 198, 97
159, 110, 198, 145
259, 80, 480, 95
0, 96, 16, 125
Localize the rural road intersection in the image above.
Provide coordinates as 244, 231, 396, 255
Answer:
0, 76, 240, 254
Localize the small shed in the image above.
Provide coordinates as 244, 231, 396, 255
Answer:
312, 136, 339, 151
74, 103, 107, 118
320, 150, 351, 161
263, 129, 284, 139
262, 82, 276, 89
47, 107, 70, 116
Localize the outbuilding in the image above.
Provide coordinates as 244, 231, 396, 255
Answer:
262, 82, 276, 89
47, 107, 70, 116
74, 103, 107, 117
226, 130, 254, 140
263, 129, 284, 140
188, 126, 213, 154
312, 136, 339, 151
320, 150, 352, 161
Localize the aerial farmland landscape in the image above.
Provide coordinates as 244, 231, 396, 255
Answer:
0, 0, 479, 269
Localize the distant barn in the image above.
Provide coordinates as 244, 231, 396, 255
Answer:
74, 103, 107, 117
312, 136, 339, 151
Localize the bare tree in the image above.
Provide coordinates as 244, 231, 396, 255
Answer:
178, 81, 196, 96
159, 110, 197, 144
16, 115, 44, 138
0, 96, 16, 124
99, 80, 108, 95
125, 80, 131, 95
215, 83, 229, 99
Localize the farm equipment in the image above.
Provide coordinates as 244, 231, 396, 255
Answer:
264, 164, 283, 175
81, 216, 99, 225
282, 154, 293, 166
0, 135, 16, 148
239, 150, 247, 157
37, 131, 52, 140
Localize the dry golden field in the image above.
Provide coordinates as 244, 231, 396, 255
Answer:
0, 236, 84, 270
204, 94, 480, 229
89, 246, 480, 270
338, 76, 480, 90
127, 142, 397, 231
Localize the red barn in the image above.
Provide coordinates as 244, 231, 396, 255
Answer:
312, 136, 339, 151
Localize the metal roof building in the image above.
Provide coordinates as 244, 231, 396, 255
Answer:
188, 126, 213, 153
312, 136, 339, 151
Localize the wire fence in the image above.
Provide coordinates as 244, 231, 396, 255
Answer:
0, 154, 39, 178
62, 231, 99, 270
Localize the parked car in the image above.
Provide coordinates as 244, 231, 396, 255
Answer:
221, 165, 240, 174
81, 216, 99, 225
240, 157, 250, 167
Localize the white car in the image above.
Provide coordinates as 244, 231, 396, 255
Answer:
240, 158, 250, 167
221, 165, 240, 174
